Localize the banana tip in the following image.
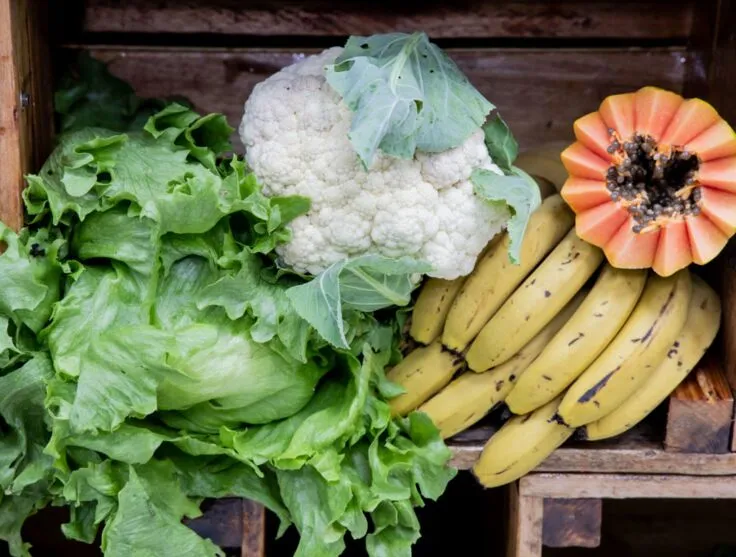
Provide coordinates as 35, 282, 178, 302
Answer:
549, 412, 569, 426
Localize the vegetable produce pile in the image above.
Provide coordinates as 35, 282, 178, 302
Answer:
3, 28, 735, 556
0, 33, 541, 557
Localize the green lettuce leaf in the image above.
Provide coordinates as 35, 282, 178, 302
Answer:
0, 225, 63, 334
55, 53, 168, 134
46, 256, 325, 434
0, 481, 52, 557
0, 354, 55, 494
5, 79, 459, 557
197, 244, 312, 362
102, 466, 223, 557
326, 32, 494, 167
25, 107, 306, 241
0, 355, 56, 557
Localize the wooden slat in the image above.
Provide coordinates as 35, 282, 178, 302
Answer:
664, 355, 734, 453
77, 47, 689, 151
724, 243, 736, 451
450, 421, 736, 474
185, 498, 243, 549
0, 0, 53, 231
241, 500, 265, 557
542, 498, 602, 548
713, 1, 736, 445
520, 473, 736, 499
506, 483, 543, 557
78, 0, 694, 40
704, 0, 736, 122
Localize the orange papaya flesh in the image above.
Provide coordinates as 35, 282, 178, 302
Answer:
560, 177, 610, 213
574, 112, 614, 161
685, 120, 736, 162
561, 142, 609, 180
699, 187, 736, 235
575, 202, 629, 247
599, 93, 636, 141
634, 87, 683, 140
604, 216, 660, 268
698, 157, 736, 193
652, 219, 691, 277
660, 98, 720, 146
686, 215, 728, 265
562, 86, 736, 275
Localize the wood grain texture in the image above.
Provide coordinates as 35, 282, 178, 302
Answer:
241, 499, 265, 557
664, 355, 734, 454
0, 0, 53, 231
520, 473, 736, 499
185, 498, 243, 549
724, 243, 736, 450
542, 498, 602, 548
704, 0, 736, 123
713, 0, 736, 452
78, 0, 694, 39
507, 482, 543, 557
77, 46, 689, 151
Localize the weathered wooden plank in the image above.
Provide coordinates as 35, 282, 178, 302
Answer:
0, 0, 53, 231
712, 1, 736, 445
664, 355, 734, 454
76, 47, 689, 152
704, 0, 736, 122
507, 482, 543, 557
520, 473, 736, 499
78, 0, 694, 40
185, 498, 243, 549
542, 498, 602, 548
723, 244, 736, 452
241, 499, 266, 557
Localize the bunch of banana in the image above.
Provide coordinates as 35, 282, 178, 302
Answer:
384, 145, 721, 491
583, 275, 721, 440
418, 288, 587, 439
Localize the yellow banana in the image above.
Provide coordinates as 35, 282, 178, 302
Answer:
409, 277, 466, 345
418, 289, 586, 439
466, 229, 603, 372
387, 341, 464, 417
472, 397, 574, 488
506, 266, 648, 415
558, 269, 692, 427
442, 194, 574, 352
584, 275, 720, 440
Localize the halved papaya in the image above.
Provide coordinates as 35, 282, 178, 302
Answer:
561, 86, 736, 276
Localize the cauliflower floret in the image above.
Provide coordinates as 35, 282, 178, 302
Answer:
239, 48, 509, 279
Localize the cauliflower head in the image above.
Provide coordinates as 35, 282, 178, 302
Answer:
239, 48, 509, 279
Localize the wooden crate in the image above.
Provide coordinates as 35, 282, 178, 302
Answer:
1, 0, 735, 555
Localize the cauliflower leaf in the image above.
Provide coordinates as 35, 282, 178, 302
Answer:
471, 167, 542, 264
482, 113, 519, 174
325, 32, 494, 167
285, 255, 429, 349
